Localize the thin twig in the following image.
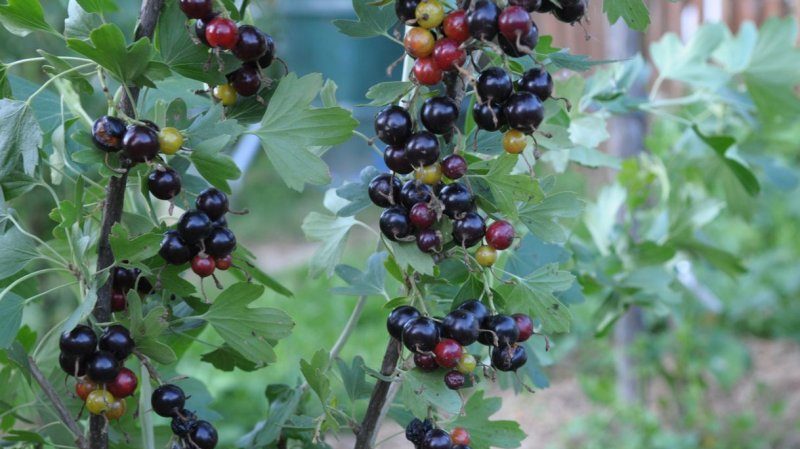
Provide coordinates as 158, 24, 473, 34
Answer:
27, 357, 90, 449
354, 339, 402, 449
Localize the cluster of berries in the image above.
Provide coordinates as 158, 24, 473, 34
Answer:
178, 0, 276, 105
159, 188, 237, 279
109, 265, 154, 312
405, 418, 472, 449
399, 0, 466, 85
152, 383, 218, 449
59, 324, 136, 420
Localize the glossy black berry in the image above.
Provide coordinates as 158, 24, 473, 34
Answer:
171, 409, 198, 437
504, 92, 544, 134
384, 145, 414, 174
122, 125, 160, 163
87, 350, 121, 383
421, 96, 459, 135
456, 300, 490, 326
232, 25, 267, 61
480, 314, 520, 347
452, 212, 485, 248
231, 65, 261, 96
256, 31, 276, 69
439, 183, 475, 219
441, 154, 468, 180
422, 428, 453, 449
400, 180, 433, 209
509, 0, 542, 11
375, 105, 413, 146
554, 0, 587, 23
387, 305, 421, 340
396, 0, 421, 22
442, 310, 480, 346
189, 421, 218, 449
498, 21, 539, 58
195, 188, 229, 220
179, 0, 213, 19
92, 116, 126, 152
416, 228, 441, 253
147, 167, 182, 200
414, 352, 439, 371
368, 173, 402, 208
406, 418, 434, 445
404, 131, 440, 167
491, 345, 527, 371
159, 230, 193, 265
135, 272, 155, 294
211, 215, 228, 228
517, 67, 553, 101
380, 206, 412, 241
99, 325, 135, 361
477, 67, 513, 103
111, 266, 135, 292
59, 352, 87, 377
444, 370, 466, 390
537, 0, 556, 12
402, 316, 441, 353
205, 226, 237, 258
467, 0, 501, 40
60, 325, 97, 356
194, 14, 217, 46
177, 210, 213, 243
472, 101, 505, 131
152, 384, 186, 417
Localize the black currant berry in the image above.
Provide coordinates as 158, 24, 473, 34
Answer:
456, 300, 490, 326
195, 188, 229, 220
99, 325, 135, 361
375, 105, 412, 146
480, 315, 520, 347
400, 180, 433, 209
396, 0, 421, 22
442, 309, 480, 346
178, 210, 213, 243
509, 0, 542, 11
60, 352, 88, 377
414, 352, 439, 371
477, 67, 513, 103
212, 215, 228, 228
257, 31, 276, 69
402, 316, 441, 353
91, 116, 126, 152
439, 182, 475, 219
404, 131, 440, 167
152, 384, 186, 417
189, 421, 218, 449
205, 226, 237, 258
111, 266, 135, 292
472, 101, 506, 131
554, 0, 587, 23
179, 0, 213, 19
87, 350, 121, 383
416, 229, 441, 253
422, 428, 453, 449
380, 207, 412, 241
517, 67, 553, 101
491, 345, 527, 371
387, 305, 421, 340
159, 230, 193, 265
122, 125, 160, 163
368, 173, 402, 208
59, 325, 97, 356
232, 25, 267, 61
452, 212, 485, 248
441, 154, 468, 180
406, 418, 434, 446
384, 145, 414, 174
231, 65, 261, 96
194, 14, 217, 46
171, 409, 199, 437
467, 0, 501, 40
420, 96, 459, 135
498, 23, 539, 58
444, 370, 466, 390
503, 92, 544, 134
538, 0, 556, 11
147, 167, 182, 200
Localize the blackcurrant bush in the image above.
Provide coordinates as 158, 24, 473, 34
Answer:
60, 325, 97, 356
477, 67, 513, 103
414, 352, 439, 371
416, 228, 442, 253
256, 31, 276, 69
472, 101, 505, 131
422, 428, 453, 449
442, 309, 480, 346
147, 167, 182, 200
179, 0, 213, 19
232, 25, 268, 61
189, 420, 218, 449
456, 299, 490, 326
434, 338, 463, 368
379, 206, 412, 241
399, 180, 433, 209
491, 345, 527, 371
387, 305, 421, 340
205, 17, 238, 49
195, 188, 229, 220
554, 0, 587, 23
404, 131, 440, 167
441, 154, 467, 180
122, 125, 160, 163
231, 65, 261, 96
177, 210, 213, 243
421, 96, 459, 135
406, 418, 434, 445
171, 409, 199, 437
444, 370, 466, 390
159, 230, 193, 265
409, 202, 436, 229
396, 0, 421, 22
486, 220, 515, 250
503, 92, 544, 134
99, 324, 134, 361
59, 352, 87, 377
498, 5, 532, 41
513, 313, 534, 342
384, 145, 414, 174
91, 116, 126, 152
497, 23, 539, 57
439, 183, 475, 219
375, 105, 412, 146
87, 350, 121, 383
368, 173, 401, 208
204, 226, 237, 258
518, 67, 553, 101
509, 0, 542, 11
452, 212, 485, 248
152, 384, 185, 417
402, 316, 441, 353
467, 0, 501, 40
480, 314, 520, 347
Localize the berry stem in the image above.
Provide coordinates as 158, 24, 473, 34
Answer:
27, 357, 90, 449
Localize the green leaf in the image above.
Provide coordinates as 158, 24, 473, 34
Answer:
201, 283, 294, 366
0, 62, 11, 99
502, 264, 575, 333
300, 349, 331, 404
0, 293, 23, 349
335, 356, 372, 402
254, 73, 357, 191
201, 344, 258, 372
603, 0, 650, 31
185, 104, 244, 146
518, 191, 583, 244
61, 282, 98, 335
451, 391, 526, 449
473, 154, 542, 217
76, 0, 117, 14
650, 23, 729, 89
402, 369, 461, 416
333, 0, 397, 39
0, 0, 55, 37
0, 100, 42, 179
64, 0, 103, 40
385, 239, 435, 276
301, 212, 359, 278
334, 166, 382, 217
548, 51, 613, 72
189, 135, 242, 193
0, 227, 37, 280
109, 224, 162, 263
363, 81, 414, 106
332, 251, 387, 297
238, 385, 303, 447
67, 23, 160, 86
583, 183, 626, 256
693, 127, 760, 196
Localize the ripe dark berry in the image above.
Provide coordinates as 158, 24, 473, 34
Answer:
171, 409, 198, 437
486, 220, 515, 250
232, 25, 268, 61
178, 210, 213, 243
111, 291, 127, 312
406, 418, 434, 446
423, 428, 453, 449
159, 230, 193, 265
195, 188, 229, 220
99, 325, 134, 361
91, 116, 126, 152
434, 338, 463, 368
421, 96, 459, 135
443, 10, 470, 43
384, 145, 414, 174
401, 316, 441, 353
59, 325, 97, 356
231, 65, 261, 96
444, 370, 466, 390
554, 0, 587, 23
194, 14, 217, 46
152, 384, 185, 417
212, 215, 228, 228
509, 0, 542, 11
387, 305, 421, 340
498, 23, 539, 57
441, 154, 467, 180
472, 101, 505, 131
413, 57, 443, 85
452, 212, 485, 248
380, 206, 412, 241
107, 367, 138, 398
439, 183, 475, 219
256, 32, 276, 68
457, 300, 490, 326
87, 350, 121, 383
111, 266, 135, 292
179, 0, 213, 19
517, 67, 553, 101
480, 315, 520, 347
504, 92, 544, 134
122, 125, 159, 163
416, 229, 441, 253
498, 5, 532, 41
467, 0, 501, 41
205, 226, 237, 258
405, 131, 440, 167
414, 352, 439, 371
189, 421, 218, 449
442, 310, 480, 346
513, 313, 534, 342
409, 202, 436, 229
191, 255, 216, 277
538, 0, 556, 11
368, 173, 401, 208
396, 0, 421, 22
147, 167, 182, 200
400, 180, 433, 209
135, 272, 154, 294
59, 352, 87, 377
491, 345, 527, 371
477, 67, 513, 103
205, 17, 238, 49
375, 105, 413, 146
432, 38, 466, 71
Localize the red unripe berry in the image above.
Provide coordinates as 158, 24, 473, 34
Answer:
215, 254, 233, 270
205, 17, 238, 50
434, 338, 463, 368
433, 38, 466, 71
107, 367, 138, 398
443, 10, 470, 43
413, 57, 443, 85
441, 154, 467, 179
191, 255, 216, 278
409, 202, 437, 229
513, 313, 534, 342
75, 378, 98, 401
414, 352, 439, 372
486, 220, 515, 250
111, 291, 127, 312
451, 427, 471, 446
498, 5, 532, 41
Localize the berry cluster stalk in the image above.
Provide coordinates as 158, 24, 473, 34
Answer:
89, 1, 165, 447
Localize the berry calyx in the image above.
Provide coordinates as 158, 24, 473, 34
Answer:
178, 210, 213, 243
475, 245, 497, 267
215, 254, 233, 270
414, 352, 439, 371
486, 220, 515, 250
205, 17, 238, 49
231, 65, 262, 96
159, 230, 193, 265
122, 125, 160, 163
504, 92, 544, 134
409, 202, 437, 229
147, 166, 182, 200
232, 25, 268, 61
402, 316, 441, 353
502, 129, 527, 154
191, 255, 216, 278
158, 127, 184, 155
195, 187, 229, 220
491, 345, 528, 371
375, 105, 413, 146
477, 67, 513, 104
513, 313, 534, 342
404, 27, 435, 58
86, 390, 115, 415
439, 183, 475, 219
423, 428, 453, 449
444, 370, 466, 390
498, 5, 532, 41
369, 173, 402, 208
443, 10, 470, 43
87, 350, 121, 383
467, 0, 501, 40
518, 67, 554, 101
107, 367, 138, 398
472, 101, 505, 131
387, 305, 421, 340
171, 409, 199, 437
406, 418, 434, 446
405, 131, 440, 167
415, 0, 445, 29
91, 116, 126, 153
400, 180, 433, 209
434, 338, 463, 368
76, 378, 98, 401
451, 427, 471, 446
99, 324, 134, 361
380, 207, 412, 241
416, 228, 442, 253
213, 84, 237, 106
432, 38, 466, 71
178, 0, 213, 19
442, 309, 480, 346
152, 384, 186, 417
189, 420, 219, 449
384, 145, 414, 174
421, 96, 459, 135
456, 353, 477, 374
205, 226, 237, 258
452, 212, 485, 248
413, 57, 443, 85
415, 163, 443, 185
60, 324, 97, 356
